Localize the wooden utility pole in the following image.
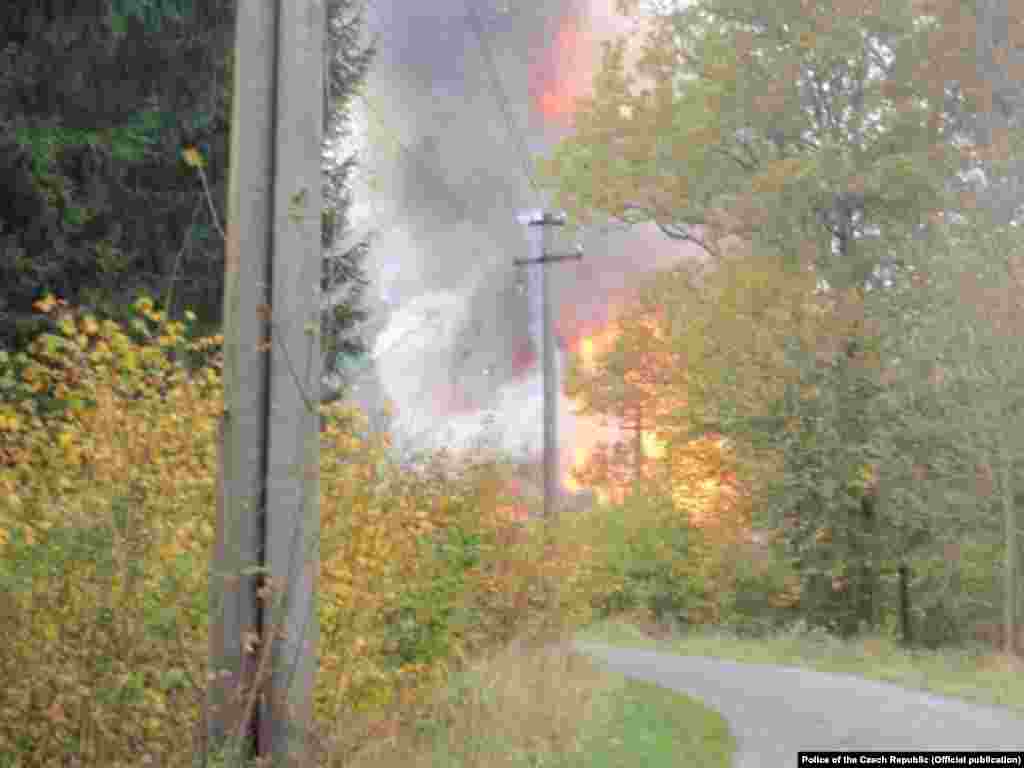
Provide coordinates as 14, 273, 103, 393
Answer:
516, 210, 582, 521
209, 0, 324, 765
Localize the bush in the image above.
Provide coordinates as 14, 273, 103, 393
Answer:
574, 488, 709, 627
1, 295, 219, 766
718, 546, 800, 638
1, 294, 604, 767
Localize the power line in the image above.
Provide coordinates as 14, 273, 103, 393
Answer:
463, 2, 542, 205
356, 5, 539, 206
354, 83, 527, 244
355, 4, 561, 213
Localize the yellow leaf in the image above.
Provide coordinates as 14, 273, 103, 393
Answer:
33, 295, 57, 314
182, 147, 205, 169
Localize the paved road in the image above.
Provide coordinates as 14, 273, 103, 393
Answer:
574, 641, 1024, 768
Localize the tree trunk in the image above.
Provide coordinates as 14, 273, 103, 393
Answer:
1001, 460, 1018, 655
898, 562, 913, 647
857, 492, 877, 632
870, 485, 883, 630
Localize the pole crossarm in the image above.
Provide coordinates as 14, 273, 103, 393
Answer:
513, 247, 584, 266
525, 211, 567, 227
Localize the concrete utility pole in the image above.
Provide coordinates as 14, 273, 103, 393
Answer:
209, 0, 324, 766
516, 210, 582, 521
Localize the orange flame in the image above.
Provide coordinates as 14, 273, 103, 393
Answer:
641, 430, 666, 459
529, 1, 652, 128
530, 10, 594, 126
564, 444, 589, 493
559, 300, 674, 505
579, 337, 595, 369
561, 317, 627, 497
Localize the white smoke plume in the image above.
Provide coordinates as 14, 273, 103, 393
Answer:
346, 0, 700, 481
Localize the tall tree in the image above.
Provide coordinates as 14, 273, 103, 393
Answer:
0, 0, 374, 397
882, 199, 1024, 652
564, 292, 676, 496
542, 0, 1024, 636
1, 1, 235, 343
320, 0, 375, 398
972, 0, 1024, 653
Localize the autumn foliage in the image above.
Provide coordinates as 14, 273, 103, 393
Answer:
0, 295, 617, 767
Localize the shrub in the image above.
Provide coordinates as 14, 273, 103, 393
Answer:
717, 540, 801, 638
1, 294, 603, 767
572, 487, 708, 627
0, 295, 220, 766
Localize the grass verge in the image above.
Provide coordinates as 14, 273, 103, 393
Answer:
582, 676, 734, 768
337, 630, 735, 768
578, 615, 1024, 716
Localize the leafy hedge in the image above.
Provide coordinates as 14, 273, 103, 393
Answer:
0, 295, 613, 768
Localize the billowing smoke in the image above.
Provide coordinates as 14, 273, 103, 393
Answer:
349, 0, 700, 481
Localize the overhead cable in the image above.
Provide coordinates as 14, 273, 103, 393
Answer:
463, 1, 543, 206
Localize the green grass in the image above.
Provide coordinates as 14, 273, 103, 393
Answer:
343, 632, 736, 768
577, 617, 662, 650
579, 616, 1024, 716
581, 676, 735, 768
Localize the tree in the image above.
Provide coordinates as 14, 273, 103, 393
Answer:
882, 202, 1024, 652
1, 1, 235, 345
564, 291, 677, 497
972, 0, 1024, 653
0, 0, 374, 399
643, 247, 893, 634
320, 0, 375, 398
541, 0, 1024, 638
